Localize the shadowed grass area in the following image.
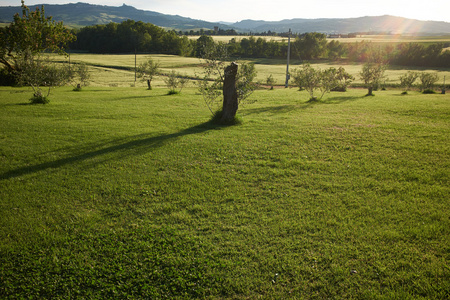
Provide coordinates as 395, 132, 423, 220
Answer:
0, 86, 449, 298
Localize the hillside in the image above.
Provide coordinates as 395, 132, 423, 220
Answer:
0, 2, 232, 31
0, 2, 449, 35
233, 15, 450, 35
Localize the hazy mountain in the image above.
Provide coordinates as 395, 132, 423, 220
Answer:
0, 2, 233, 31
1, 3, 449, 35
233, 15, 450, 34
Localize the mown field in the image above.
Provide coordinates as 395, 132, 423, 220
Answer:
65, 53, 450, 89
1, 63, 449, 299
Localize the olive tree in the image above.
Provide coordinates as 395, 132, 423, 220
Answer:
418, 72, 439, 92
359, 63, 386, 96
69, 63, 91, 91
292, 64, 354, 101
399, 71, 418, 94
136, 58, 160, 90
266, 74, 275, 90
291, 64, 322, 100
164, 70, 189, 94
15, 52, 70, 103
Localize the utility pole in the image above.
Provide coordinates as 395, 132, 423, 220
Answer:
134, 48, 137, 84
285, 28, 291, 88
443, 76, 446, 94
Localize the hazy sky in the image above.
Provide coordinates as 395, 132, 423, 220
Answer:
2, 0, 449, 23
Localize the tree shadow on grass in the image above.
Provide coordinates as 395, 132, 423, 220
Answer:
242, 104, 299, 116
0, 121, 219, 181
322, 95, 365, 104
242, 95, 362, 116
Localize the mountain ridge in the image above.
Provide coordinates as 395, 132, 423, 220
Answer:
1, 2, 449, 34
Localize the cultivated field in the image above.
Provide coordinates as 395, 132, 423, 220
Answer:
1, 54, 449, 298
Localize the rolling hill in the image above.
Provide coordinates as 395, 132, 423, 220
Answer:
232, 15, 450, 35
0, 2, 233, 31
1, 2, 449, 35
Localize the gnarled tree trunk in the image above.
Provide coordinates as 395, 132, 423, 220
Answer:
221, 62, 238, 123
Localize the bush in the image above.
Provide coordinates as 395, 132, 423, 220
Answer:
30, 92, 50, 104
164, 70, 188, 94
0, 68, 17, 86
330, 85, 347, 92
167, 90, 180, 95
419, 72, 439, 92
422, 89, 436, 94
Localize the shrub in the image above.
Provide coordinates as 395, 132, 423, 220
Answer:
30, 91, 50, 104
0, 68, 17, 86
422, 89, 436, 94
399, 71, 419, 93
359, 63, 386, 96
266, 74, 275, 90
69, 63, 91, 91
292, 65, 353, 100
14, 52, 70, 102
164, 70, 189, 95
137, 59, 160, 90
418, 72, 439, 92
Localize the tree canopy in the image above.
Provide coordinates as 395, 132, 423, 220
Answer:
0, 0, 75, 72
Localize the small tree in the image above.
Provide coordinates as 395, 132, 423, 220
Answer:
399, 71, 418, 94
197, 42, 228, 113
137, 59, 160, 90
164, 70, 189, 94
333, 67, 354, 91
291, 64, 322, 101
418, 72, 439, 93
15, 52, 70, 103
292, 65, 354, 101
236, 62, 257, 104
359, 63, 386, 96
69, 62, 91, 91
266, 74, 275, 90
318, 67, 339, 99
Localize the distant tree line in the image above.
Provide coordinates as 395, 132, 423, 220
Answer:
69, 20, 450, 67
345, 40, 450, 67
70, 20, 193, 56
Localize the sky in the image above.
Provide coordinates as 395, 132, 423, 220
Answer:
2, 0, 449, 23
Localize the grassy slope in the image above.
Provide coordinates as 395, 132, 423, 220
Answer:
0, 85, 449, 298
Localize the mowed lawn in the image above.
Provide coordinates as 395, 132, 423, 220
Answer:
0, 85, 449, 298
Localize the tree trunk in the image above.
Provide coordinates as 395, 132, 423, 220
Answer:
367, 87, 373, 96
147, 79, 152, 90
221, 62, 238, 123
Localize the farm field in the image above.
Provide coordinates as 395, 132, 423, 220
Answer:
189, 34, 450, 45
0, 80, 449, 297
66, 53, 450, 88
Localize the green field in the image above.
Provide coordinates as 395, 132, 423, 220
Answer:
1, 75, 449, 298
190, 34, 450, 45
65, 53, 450, 89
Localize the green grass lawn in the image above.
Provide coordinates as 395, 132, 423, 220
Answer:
0, 85, 449, 298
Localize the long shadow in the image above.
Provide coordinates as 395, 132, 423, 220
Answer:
0, 121, 217, 181
243, 104, 298, 115
322, 95, 364, 104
